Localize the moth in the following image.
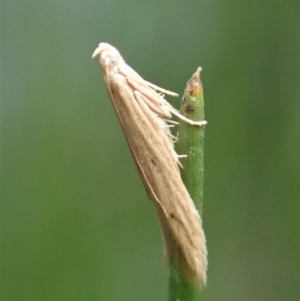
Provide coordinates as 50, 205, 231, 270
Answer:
92, 43, 207, 287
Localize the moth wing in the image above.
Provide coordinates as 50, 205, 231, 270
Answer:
105, 68, 207, 287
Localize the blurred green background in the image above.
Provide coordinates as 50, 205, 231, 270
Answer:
1, 1, 300, 300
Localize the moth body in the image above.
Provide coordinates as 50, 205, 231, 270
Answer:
93, 43, 207, 286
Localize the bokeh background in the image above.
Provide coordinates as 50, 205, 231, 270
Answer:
1, 1, 300, 300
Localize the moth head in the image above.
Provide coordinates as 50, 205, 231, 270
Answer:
92, 43, 124, 68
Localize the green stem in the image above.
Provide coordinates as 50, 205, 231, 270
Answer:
169, 67, 206, 301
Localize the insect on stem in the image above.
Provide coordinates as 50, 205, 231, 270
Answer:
93, 43, 207, 287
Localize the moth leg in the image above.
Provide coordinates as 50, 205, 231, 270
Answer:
166, 132, 178, 142
134, 91, 176, 147
144, 81, 179, 97
163, 125, 175, 128
168, 107, 207, 127
126, 77, 172, 117
163, 119, 179, 125
119, 68, 179, 97
134, 91, 181, 169
136, 89, 168, 118
126, 77, 163, 105
127, 77, 196, 125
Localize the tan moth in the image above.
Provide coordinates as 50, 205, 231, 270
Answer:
92, 43, 207, 286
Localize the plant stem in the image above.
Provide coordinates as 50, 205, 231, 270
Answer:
169, 67, 206, 301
